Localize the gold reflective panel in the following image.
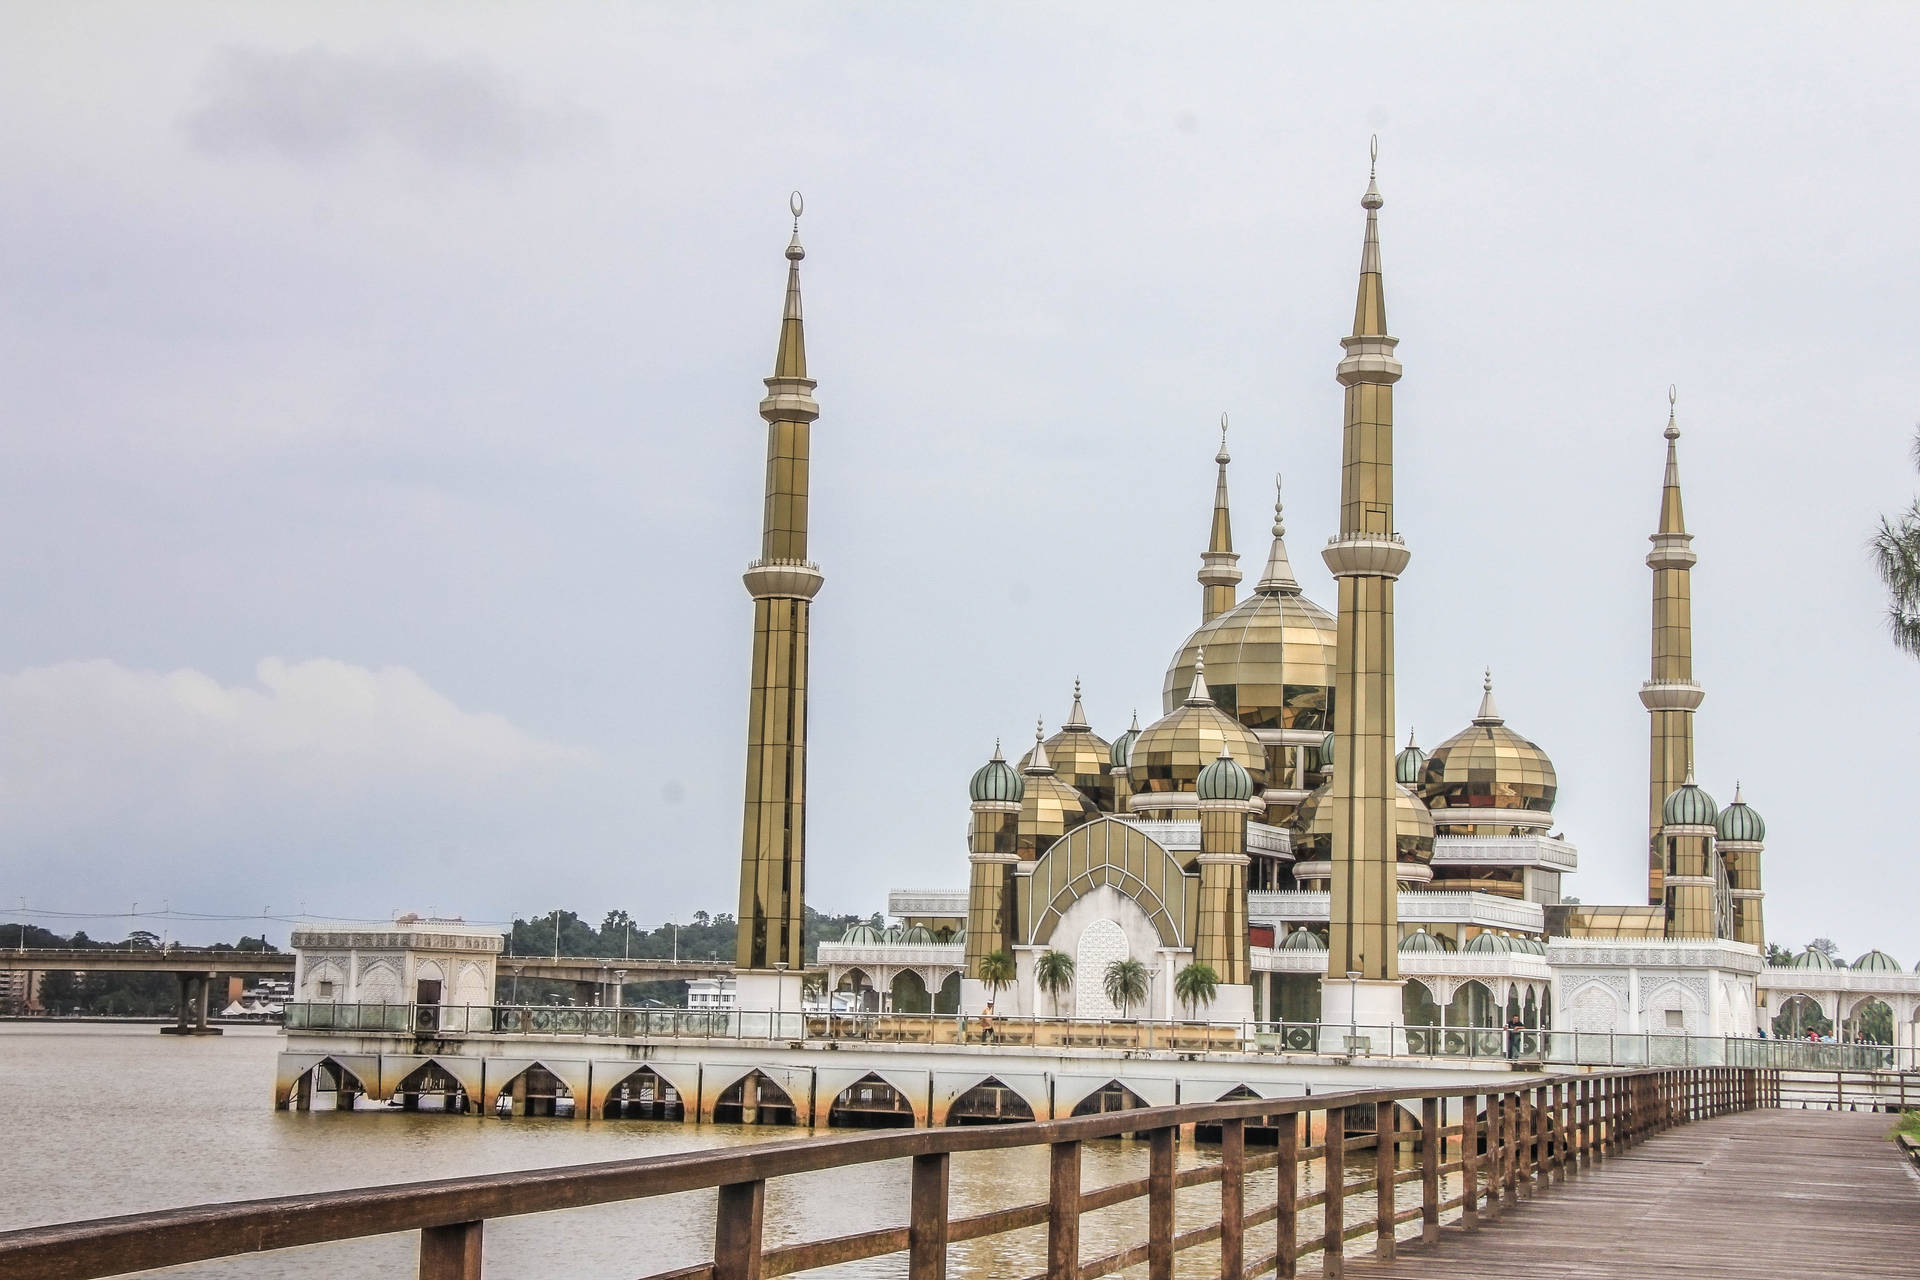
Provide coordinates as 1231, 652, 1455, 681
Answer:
1129, 702, 1268, 798
1419, 721, 1557, 827
1021, 726, 1114, 813
1016, 772, 1097, 860
1291, 779, 1434, 867
1161, 592, 1338, 730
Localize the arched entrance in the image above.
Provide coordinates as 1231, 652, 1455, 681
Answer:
392, 1060, 468, 1113
712, 1070, 798, 1125
946, 1077, 1035, 1126
495, 1064, 573, 1118
827, 1073, 916, 1129
290, 1057, 368, 1111
836, 969, 880, 1013
1773, 994, 1831, 1039
933, 972, 961, 1015
602, 1066, 683, 1120
1845, 998, 1894, 1045
1070, 1080, 1148, 1117
890, 971, 931, 1014
1074, 919, 1130, 1020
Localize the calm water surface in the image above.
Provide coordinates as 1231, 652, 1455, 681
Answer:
1, 1025, 1447, 1278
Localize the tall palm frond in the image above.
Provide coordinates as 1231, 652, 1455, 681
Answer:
1871, 428, 1920, 658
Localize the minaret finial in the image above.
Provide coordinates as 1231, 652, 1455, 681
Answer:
1474, 667, 1503, 725
991, 737, 1003, 760
1255, 471, 1300, 594
1064, 677, 1090, 731
1025, 716, 1054, 775
1199, 417, 1241, 621
1185, 648, 1214, 706
1407, 725, 1418, 748
1666, 383, 1679, 441
1362, 134, 1382, 211
787, 190, 805, 258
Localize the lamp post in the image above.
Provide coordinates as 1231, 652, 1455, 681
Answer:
774, 960, 789, 1036
1346, 969, 1361, 1049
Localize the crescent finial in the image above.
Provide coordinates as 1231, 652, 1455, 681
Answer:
789, 190, 804, 222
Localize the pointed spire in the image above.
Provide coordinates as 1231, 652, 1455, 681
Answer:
991, 738, 1004, 762
1198, 414, 1242, 621
1473, 668, 1504, 725
1732, 780, 1743, 804
1255, 472, 1301, 594
1407, 726, 1419, 749
1063, 677, 1090, 731
1210, 413, 1234, 556
1658, 384, 1687, 535
1130, 709, 1141, 732
1024, 717, 1055, 776
774, 191, 808, 379
1352, 136, 1387, 338
1184, 649, 1214, 707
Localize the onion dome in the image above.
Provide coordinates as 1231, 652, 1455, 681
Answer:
1319, 730, 1335, 773
1787, 947, 1838, 971
1462, 931, 1519, 954
1662, 771, 1719, 829
1020, 679, 1115, 811
1161, 476, 1337, 733
901, 924, 936, 945
1399, 928, 1450, 954
1289, 778, 1436, 870
1852, 949, 1902, 972
1197, 745, 1257, 802
840, 922, 884, 944
969, 739, 1025, 804
1017, 719, 1098, 857
1130, 653, 1267, 806
1420, 671, 1557, 833
1110, 710, 1142, 769
951, 927, 967, 947
1279, 927, 1328, 952
1395, 727, 1427, 787
1716, 784, 1765, 843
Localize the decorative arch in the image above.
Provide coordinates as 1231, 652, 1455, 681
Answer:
1074, 918, 1130, 1021
1566, 982, 1622, 1034
356, 958, 401, 1005
945, 1076, 1036, 1125
1068, 1080, 1150, 1117
890, 970, 932, 1014
1445, 979, 1498, 1029
454, 962, 490, 1005
1027, 818, 1196, 948
826, 1072, 917, 1129
600, 1065, 684, 1120
711, 1070, 799, 1125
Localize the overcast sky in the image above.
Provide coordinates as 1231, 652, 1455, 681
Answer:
1, 4, 1915, 959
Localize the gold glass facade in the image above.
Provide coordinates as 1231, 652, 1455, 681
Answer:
1644, 407, 1699, 909
1197, 805, 1251, 984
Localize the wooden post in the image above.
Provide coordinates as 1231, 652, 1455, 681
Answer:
1505, 1091, 1522, 1204
418, 1221, 482, 1280
1532, 1086, 1548, 1192
1420, 1097, 1440, 1244
1460, 1094, 1480, 1230
1221, 1118, 1245, 1280
1148, 1127, 1175, 1280
1324, 1106, 1346, 1278
909, 1152, 949, 1280
1275, 1111, 1299, 1280
1550, 1082, 1566, 1183
1049, 1140, 1081, 1280
714, 1181, 765, 1280
1374, 1102, 1395, 1261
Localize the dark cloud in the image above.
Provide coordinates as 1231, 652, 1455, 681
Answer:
182, 45, 593, 165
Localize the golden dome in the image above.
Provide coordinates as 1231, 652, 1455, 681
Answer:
1019, 680, 1114, 811
1419, 672, 1556, 833
1130, 656, 1267, 804
1016, 722, 1097, 858
1290, 778, 1436, 871
1162, 479, 1336, 732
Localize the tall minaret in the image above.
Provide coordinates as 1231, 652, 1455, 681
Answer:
735, 193, 824, 992
1198, 413, 1241, 622
1320, 138, 1410, 1042
1638, 387, 1704, 907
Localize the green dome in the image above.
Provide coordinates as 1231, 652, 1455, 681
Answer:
1196, 747, 1256, 801
1110, 712, 1141, 768
1319, 731, 1335, 772
1399, 928, 1449, 954
1788, 948, 1839, 971
1463, 931, 1518, 954
1279, 927, 1328, 952
840, 922, 884, 945
969, 742, 1025, 803
1395, 731, 1428, 787
1716, 785, 1765, 842
1853, 949, 1902, 972
1662, 778, 1719, 829
901, 924, 936, 945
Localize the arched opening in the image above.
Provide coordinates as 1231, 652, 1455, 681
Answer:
1845, 998, 1894, 1045
1504, 989, 1523, 1027
1270, 974, 1321, 1024
836, 969, 880, 1013
1443, 981, 1499, 1056
1540, 986, 1552, 1030
495, 1064, 574, 1118
711, 1071, 798, 1126
946, 1076, 1035, 1126
933, 972, 962, 1015
602, 1066, 683, 1120
391, 1060, 468, 1113
1523, 988, 1540, 1028
1196, 1084, 1264, 1144
890, 970, 931, 1014
1772, 995, 1831, 1039
1070, 1080, 1149, 1117
827, 1073, 917, 1129
293, 1057, 368, 1111
1402, 981, 1440, 1026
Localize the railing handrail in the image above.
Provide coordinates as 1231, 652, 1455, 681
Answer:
0, 1065, 1673, 1279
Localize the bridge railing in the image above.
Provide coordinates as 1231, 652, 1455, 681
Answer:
0, 1065, 1772, 1280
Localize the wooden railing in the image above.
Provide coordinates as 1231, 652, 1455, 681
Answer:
0, 1066, 1776, 1280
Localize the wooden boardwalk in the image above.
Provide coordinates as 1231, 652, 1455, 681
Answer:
1347, 1109, 1919, 1280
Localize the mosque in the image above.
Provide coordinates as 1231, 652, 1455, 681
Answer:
729, 157, 1920, 1056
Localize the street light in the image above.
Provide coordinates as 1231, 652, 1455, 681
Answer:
774, 960, 789, 1035
1346, 969, 1361, 1051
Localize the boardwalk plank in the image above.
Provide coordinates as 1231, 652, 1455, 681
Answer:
1344, 1111, 1919, 1280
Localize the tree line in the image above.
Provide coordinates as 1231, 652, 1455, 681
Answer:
4, 924, 279, 1017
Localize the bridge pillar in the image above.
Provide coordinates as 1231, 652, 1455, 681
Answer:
160, 972, 223, 1035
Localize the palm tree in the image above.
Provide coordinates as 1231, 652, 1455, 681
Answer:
1173, 962, 1219, 1020
978, 950, 1017, 1007
1872, 427, 1920, 657
1034, 950, 1076, 1017
1103, 958, 1150, 1020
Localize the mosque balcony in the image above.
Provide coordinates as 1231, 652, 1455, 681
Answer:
1756, 966, 1920, 996
816, 942, 964, 969
1119, 817, 1292, 857
1321, 534, 1410, 580
1248, 889, 1545, 935
1548, 937, 1762, 975
742, 558, 825, 600
1638, 679, 1705, 712
886, 889, 969, 918
1429, 834, 1577, 873
1251, 945, 1551, 981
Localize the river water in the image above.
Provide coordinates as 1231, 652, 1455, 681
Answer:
0, 1025, 1446, 1278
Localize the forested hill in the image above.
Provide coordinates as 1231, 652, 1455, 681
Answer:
502, 906, 880, 965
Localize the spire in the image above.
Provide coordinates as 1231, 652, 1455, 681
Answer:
991, 738, 1004, 762
774, 191, 807, 379
1659, 384, 1687, 535
1732, 780, 1742, 804
1255, 472, 1300, 594
1184, 650, 1214, 707
1352, 135, 1387, 339
1473, 668, 1503, 725
1198, 413, 1242, 621
1024, 718, 1055, 776
1063, 678, 1090, 731
1407, 726, 1419, 749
